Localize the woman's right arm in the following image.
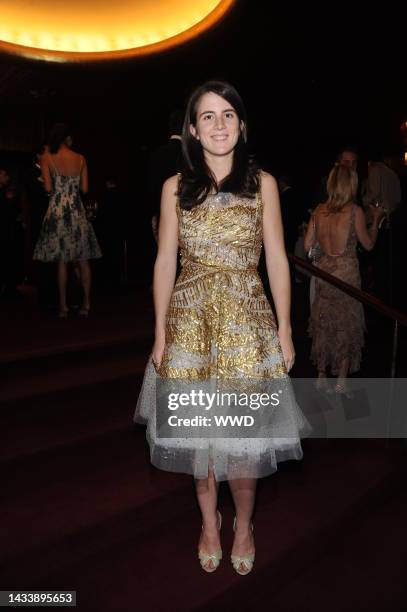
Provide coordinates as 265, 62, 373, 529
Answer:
304, 205, 320, 253
151, 175, 179, 368
40, 156, 52, 194
354, 205, 384, 251
303, 213, 315, 253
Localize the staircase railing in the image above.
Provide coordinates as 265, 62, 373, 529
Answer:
288, 254, 407, 379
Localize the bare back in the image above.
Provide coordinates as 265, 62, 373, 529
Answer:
41, 145, 88, 194
314, 202, 354, 257
49, 147, 84, 177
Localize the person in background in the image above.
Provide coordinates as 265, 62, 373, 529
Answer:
363, 151, 401, 215
337, 148, 358, 170
315, 146, 359, 205
278, 174, 307, 309
278, 174, 308, 254
304, 165, 385, 393
0, 167, 24, 299
148, 110, 184, 242
33, 123, 101, 317
95, 176, 127, 295
362, 150, 401, 303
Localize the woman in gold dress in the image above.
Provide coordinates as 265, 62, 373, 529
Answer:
135, 81, 309, 575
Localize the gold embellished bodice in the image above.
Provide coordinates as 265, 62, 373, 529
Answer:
177, 192, 263, 272
159, 190, 286, 380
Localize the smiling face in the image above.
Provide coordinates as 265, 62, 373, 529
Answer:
190, 91, 243, 159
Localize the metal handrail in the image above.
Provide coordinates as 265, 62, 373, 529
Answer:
288, 254, 407, 327
287, 253, 406, 378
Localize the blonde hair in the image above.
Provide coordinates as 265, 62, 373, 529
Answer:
326, 164, 358, 213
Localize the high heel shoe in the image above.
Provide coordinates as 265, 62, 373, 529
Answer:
231, 516, 255, 576
78, 307, 90, 318
58, 309, 68, 319
198, 510, 222, 573
315, 376, 330, 392
334, 378, 352, 397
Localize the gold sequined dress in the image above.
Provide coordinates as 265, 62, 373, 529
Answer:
134, 186, 310, 481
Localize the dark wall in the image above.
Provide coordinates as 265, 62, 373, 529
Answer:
1, 1, 406, 284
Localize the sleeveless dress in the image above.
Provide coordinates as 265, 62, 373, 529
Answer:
33, 159, 102, 263
308, 204, 365, 375
134, 184, 310, 481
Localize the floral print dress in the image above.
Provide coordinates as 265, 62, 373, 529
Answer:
33, 161, 101, 263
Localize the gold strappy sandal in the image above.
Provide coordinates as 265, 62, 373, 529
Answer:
231, 516, 255, 576
198, 510, 222, 573
334, 377, 351, 394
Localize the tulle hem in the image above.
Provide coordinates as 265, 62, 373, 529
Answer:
134, 357, 311, 481
144, 432, 305, 481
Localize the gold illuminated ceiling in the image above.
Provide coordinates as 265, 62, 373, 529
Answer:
0, 0, 234, 62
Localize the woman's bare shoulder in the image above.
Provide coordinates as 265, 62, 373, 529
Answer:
260, 169, 277, 189
161, 175, 180, 213
68, 149, 84, 161
313, 202, 326, 215
163, 174, 179, 191
341, 202, 356, 217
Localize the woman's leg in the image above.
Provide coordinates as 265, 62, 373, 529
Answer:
73, 263, 81, 282
228, 477, 256, 571
316, 369, 329, 390
77, 260, 91, 310
338, 356, 349, 378
195, 467, 221, 570
57, 261, 68, 313
336, 356, 350, 391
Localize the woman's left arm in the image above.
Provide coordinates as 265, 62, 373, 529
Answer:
80, 156, 89, 194
261, 171, 295, 372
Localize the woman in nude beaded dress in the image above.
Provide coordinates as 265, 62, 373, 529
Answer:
304, 165, 385, 392
135, 81, 310, 575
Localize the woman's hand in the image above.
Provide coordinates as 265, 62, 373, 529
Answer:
369, 204, 386, 224
151, 334, 166, 371
278, 327, 296, 373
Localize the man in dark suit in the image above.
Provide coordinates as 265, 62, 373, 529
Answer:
148, 110, 184, 242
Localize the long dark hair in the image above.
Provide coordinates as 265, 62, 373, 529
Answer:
48, 123, 71, 154
180, 81, 259, 210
